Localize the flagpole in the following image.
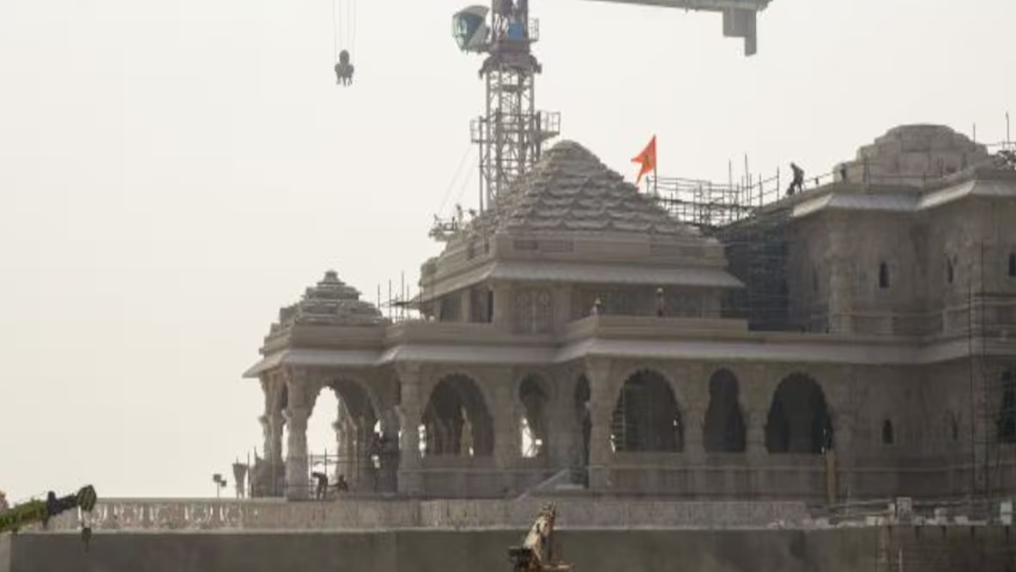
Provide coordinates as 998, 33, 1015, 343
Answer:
653, 141, 658, 197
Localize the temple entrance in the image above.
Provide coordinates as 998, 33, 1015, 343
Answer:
765, 373, 833, 454
611, 369, 683, 452
704, 369, 747, 453
421, 374, 494, 457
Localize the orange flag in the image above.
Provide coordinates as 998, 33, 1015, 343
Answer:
632, 135, 657, 185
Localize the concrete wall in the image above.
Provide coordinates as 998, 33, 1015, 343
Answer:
7, 526, 1016, 572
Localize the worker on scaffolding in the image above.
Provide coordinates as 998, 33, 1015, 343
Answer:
787, 163, 804, 196
655, 288, 666, 317
312, 471, 329, 500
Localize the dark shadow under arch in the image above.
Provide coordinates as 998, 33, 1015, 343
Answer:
765, 373, 833, 454
422, 374, 494, 456
611, 369, 683, 452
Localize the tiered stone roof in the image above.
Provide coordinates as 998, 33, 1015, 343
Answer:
268, 271, 388, 336
834, 124, 991, 187
462, 140, 698, 238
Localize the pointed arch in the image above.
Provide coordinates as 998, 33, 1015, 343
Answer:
704, 369, 746, 453
611, 369, 683, 452
765, 373, 833, 454
421, 374, 494, 456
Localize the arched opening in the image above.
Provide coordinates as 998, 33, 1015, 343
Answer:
878, 262, 891, 289
611, 369, 683, 452
1009, 253, 1016, 278
421, 374, 494, 457
997, 368, 1016, 444
519, 375, 549, 458
765, 373, 833, 454
881, 419, 895, 445
704, 369, 746, 453
946, 258, 954, 284
308, 379, 381, 493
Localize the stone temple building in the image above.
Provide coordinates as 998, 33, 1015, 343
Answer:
244, 124, 1016, 503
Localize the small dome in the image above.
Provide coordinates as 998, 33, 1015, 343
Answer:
269, 270, 388, 336
834, 124, 990, 186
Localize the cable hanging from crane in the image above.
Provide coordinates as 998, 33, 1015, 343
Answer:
332, 0, 357, 86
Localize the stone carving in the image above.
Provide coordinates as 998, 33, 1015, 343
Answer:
268, 270, 390, 337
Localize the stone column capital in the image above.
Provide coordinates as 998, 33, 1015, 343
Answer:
394, 362, 423, 383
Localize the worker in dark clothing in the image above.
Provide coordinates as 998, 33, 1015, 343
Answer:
655, 288, 665, 317
334, 50, 354, 86
335, 474, 349, 494
312, 471, 329, 500
787, 163, 804, 196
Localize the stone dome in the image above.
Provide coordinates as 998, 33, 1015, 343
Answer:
268, 270, 388, 336
835, 124, 991, 187
460, 140, 698, 239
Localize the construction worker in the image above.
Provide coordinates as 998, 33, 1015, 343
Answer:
311, 471, 329, 500
335, 474, 349, 494
655, 288, 665, 317
787, 163, 804, 196
334, 50, 354, 86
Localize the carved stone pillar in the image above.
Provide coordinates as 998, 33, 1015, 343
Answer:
547, 397, 577, 468
827, 218, 854, 334
284, 405, 311, 500
396, 363, 424, 495
684, 406, 706, 461
746, 407, 768, 458
585, 359, 614, 491
491, 282, 512, 330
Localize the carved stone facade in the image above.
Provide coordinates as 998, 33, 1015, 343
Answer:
245, 129, 1016, 503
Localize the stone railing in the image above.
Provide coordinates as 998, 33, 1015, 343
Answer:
38, 498, 810, 532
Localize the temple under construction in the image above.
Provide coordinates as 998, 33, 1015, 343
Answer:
242, 123, 1016, 516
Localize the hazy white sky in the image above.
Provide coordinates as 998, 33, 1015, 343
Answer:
1, 0, 1013, 501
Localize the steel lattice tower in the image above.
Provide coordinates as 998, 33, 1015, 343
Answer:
456, 1, 560, 213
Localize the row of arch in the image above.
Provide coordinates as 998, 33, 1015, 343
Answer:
291, 363, 1016, 454
283, 368, 838, 462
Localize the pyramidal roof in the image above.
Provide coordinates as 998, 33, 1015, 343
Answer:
464, 140, 698, 238
268, 270, 388, 337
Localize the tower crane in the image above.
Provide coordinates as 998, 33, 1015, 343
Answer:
432, 0, 774, 240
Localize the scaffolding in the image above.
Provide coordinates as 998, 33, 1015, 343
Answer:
376, 272, 422, 323
651, 169, 803, 331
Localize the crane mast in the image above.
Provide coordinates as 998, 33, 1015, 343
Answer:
454, 1, 561, 216
440, 0, 774, 236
